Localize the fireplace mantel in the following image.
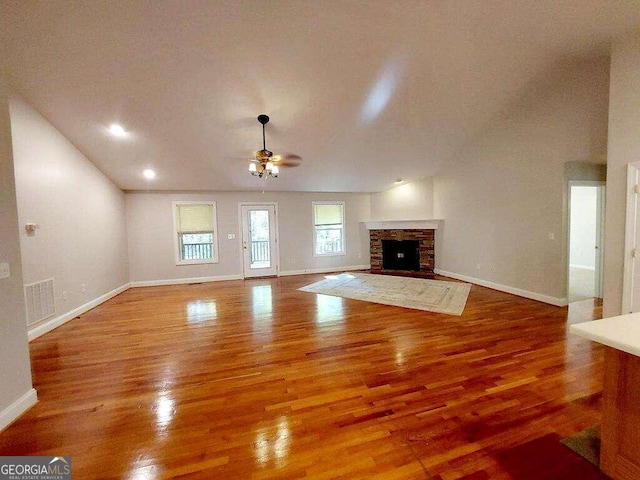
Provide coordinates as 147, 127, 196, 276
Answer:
363, 220, 442, 230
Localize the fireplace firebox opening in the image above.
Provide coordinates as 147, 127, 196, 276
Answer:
382, 240, 420, 271
369, 228, 435, 277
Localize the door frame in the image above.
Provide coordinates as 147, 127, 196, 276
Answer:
567, 180, 606, 302
622, 163, 640, 313
595, 183, 606, 299
238, 202, 280, 278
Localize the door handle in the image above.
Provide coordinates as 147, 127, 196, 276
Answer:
243, 242, 247, 250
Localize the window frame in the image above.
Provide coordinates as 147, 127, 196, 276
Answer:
173, 201, 219, 265
312, 201, 346, 257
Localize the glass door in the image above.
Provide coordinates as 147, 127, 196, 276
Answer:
240, 204, 278, 278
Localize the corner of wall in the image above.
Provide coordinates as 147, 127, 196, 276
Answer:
10, 93, 130, 328
0, 76, 36, 431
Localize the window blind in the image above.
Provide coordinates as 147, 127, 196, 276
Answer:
314, 204, 343, 226
176, 204, 214, 233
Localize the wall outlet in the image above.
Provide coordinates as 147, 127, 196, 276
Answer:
548, 232, 555, 240
0, 262, 9, 279
358, 253, 362, 258
476, 263, 481, 270
62, 291, 68, 301
81, 284, 86, 292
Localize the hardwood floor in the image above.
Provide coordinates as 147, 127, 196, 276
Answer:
0, 275, 605, 479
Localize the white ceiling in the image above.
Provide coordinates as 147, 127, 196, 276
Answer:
1, 1, 639, 193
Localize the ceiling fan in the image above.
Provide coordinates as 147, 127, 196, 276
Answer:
248, 114, 302, 178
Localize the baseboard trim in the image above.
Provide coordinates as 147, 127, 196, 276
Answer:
130, 274, 244, 288
0, 388, 37, 433
131, 268, 372, 285
435, 269, 567, 307
28, 283, 131, 341
279, 265, 371, 277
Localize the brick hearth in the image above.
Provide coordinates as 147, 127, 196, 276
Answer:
369, 229, 435, 276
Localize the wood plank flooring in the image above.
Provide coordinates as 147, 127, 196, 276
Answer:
0, 274, 605, 479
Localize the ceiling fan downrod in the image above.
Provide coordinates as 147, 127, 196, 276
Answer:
258, 114, 269, 152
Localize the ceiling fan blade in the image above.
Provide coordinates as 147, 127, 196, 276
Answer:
272, 153, 303, 167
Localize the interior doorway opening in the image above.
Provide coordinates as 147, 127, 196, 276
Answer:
622, 163, 640, 313
568, 183, 605, 303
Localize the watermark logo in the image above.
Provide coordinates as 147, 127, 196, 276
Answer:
0, 456, 71, 480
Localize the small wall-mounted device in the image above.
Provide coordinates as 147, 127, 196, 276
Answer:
25, 223, 39, 236
0, 262, 10, 279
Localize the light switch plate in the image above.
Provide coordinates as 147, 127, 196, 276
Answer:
0, 262, 10, 279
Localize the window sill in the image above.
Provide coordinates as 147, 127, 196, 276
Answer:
176, 259, 219, 266
313, 252, 347, 258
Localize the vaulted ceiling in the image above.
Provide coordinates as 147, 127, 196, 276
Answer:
2, 1, 639, 192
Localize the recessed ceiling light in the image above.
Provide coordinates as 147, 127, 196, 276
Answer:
108, 123, 127, 137
143, 169, 156, 179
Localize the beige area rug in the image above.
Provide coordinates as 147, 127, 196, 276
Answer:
299, 272, 471, 315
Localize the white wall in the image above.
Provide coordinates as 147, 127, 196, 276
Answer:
10, 95, 129, 330
570, 186, 597, 269
433, 58, 610, 303
370, 177, 434, 220
604, 33, 640, 317
126, 191, 371, 283
0, 78, 36, 430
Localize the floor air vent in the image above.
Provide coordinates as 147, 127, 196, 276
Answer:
24, 278, 55, 326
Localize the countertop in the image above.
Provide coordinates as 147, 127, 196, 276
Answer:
570, 312, 640, 357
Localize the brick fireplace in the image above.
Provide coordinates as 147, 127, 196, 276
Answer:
364, 221, 440, 278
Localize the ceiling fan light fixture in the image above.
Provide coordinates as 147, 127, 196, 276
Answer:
249, 114, 278, 179
249, 163, 267, 178
247, 114, 301, 180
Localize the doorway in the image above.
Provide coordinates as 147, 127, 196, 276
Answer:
568, 182, 605, 303
622, 163, 640, 313
240, 203, 279, 278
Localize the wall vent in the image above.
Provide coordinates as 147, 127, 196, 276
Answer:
24, 278, 55, 326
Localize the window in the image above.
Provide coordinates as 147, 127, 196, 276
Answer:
313, 201, 345, 256
174, 202, 218, 264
